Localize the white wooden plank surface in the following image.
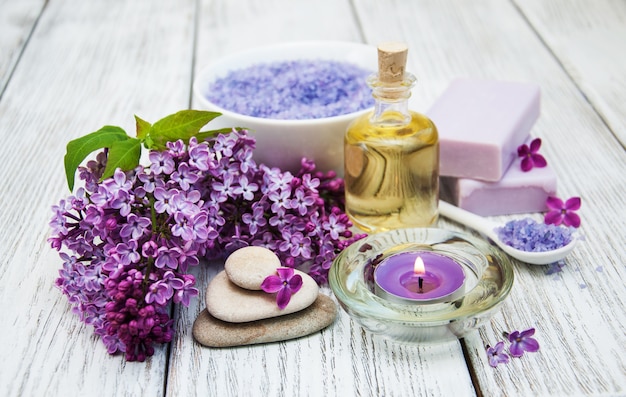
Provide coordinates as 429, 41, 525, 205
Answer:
514, 0, 626, 147
171, 1, 475, 395
0, 0, 46, 96
353, 0, 626, 395
0, 0, 196, 395
1, 0, 625, 396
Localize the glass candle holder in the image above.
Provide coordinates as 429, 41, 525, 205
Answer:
329, 228, 514, 343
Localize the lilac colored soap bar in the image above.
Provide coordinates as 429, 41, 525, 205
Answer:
441, 152, 557, 216
427, 79, 540, 181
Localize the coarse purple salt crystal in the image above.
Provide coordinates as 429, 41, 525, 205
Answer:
206, 59, 374, 120
495, 218, 575, 252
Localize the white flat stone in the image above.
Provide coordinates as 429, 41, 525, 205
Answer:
193, 294, 337, 347
224, 246, 281, 290
206, 270, 319, 323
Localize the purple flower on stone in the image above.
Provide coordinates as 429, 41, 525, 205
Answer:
517, 138, 547, 172
486, 341, 510, 367
260, 267, 303, 309
506, 328, 540, 357
545, 196, 582, 228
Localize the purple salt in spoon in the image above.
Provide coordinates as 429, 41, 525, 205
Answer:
439, 200, 578, 265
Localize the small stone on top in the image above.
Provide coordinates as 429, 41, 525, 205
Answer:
224, 246, 281, 290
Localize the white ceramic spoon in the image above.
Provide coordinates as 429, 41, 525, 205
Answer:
439, 200, 578, 265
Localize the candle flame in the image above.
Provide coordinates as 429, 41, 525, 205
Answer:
413, 256, 425, 275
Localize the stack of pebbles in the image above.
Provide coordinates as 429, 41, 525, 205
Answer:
193, 247, 337, 347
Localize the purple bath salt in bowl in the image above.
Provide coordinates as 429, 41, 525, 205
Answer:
205, 59, 374, 120
192, 41, 378, 173
495, 218, 575, 252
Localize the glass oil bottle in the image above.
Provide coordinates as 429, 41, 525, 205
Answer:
344, 42, 439, 233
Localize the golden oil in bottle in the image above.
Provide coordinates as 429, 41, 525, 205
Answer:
344, 42, 439, 233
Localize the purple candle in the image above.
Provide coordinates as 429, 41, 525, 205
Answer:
374, 252, 466, 303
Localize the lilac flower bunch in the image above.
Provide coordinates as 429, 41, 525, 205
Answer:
50, 122, 363, 361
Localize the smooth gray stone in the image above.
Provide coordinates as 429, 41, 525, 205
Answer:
224, 246, 281, 290
193, 294, 337, 347
206, 270, 319, 323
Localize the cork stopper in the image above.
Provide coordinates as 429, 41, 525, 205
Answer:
377, 42, 408, 84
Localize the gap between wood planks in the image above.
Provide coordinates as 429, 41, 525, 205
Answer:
461, 338, 483, 397
510, 0, 624, 150
0, 1, 49, 101
187, 0, 202, 110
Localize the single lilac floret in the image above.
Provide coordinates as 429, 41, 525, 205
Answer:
486, 341, 510, 367
261, 267, 303, 309
495, 218, 574, 252
545, 196, 582, 228
506, 328, 540, 357
517, 138, 547, 172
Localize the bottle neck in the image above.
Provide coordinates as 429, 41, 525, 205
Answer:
368, 72, 416, 126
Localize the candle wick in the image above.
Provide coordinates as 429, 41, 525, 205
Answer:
418, 276, 423, 292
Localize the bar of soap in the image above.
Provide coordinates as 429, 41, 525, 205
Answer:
441, 156, 557, 216
427, 79, 540, 181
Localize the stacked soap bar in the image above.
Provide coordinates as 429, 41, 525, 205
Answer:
427, 79, 556, 216
441, 144, 557, 216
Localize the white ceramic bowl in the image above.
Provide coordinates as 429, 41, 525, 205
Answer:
193, 41, 377, 174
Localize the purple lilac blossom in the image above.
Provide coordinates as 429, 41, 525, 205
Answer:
205, 60, 374, 119
517, 138, 547, 172
260, 267, 303, 309
495, 218, 574, 252
486, 341, 510, 367
506, 328, 540, 357
545, 196, 582, 228
49, 129, 364, 361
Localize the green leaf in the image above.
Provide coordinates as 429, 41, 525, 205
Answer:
194, 127, 245, 142
64, 126, 129, 191
100, 137, 142, 181
135, 115, 152, 139
149, 110, 221, 149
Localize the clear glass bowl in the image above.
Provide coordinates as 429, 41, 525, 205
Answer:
329, 228, 514, 343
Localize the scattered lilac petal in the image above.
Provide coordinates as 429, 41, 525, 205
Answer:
517, 138, 547, 172
486, 341, 509, 367
507, 328, 540, 357
545, 196, 582, 228
545, 261, 565, 275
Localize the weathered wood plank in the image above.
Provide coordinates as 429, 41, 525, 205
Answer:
353, 0, 626, 395
0, 0, 196, 395
1, 0, 624, 396
0, 0, 46, 96
514, 0, 626, 147
170, 1, 475, 396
